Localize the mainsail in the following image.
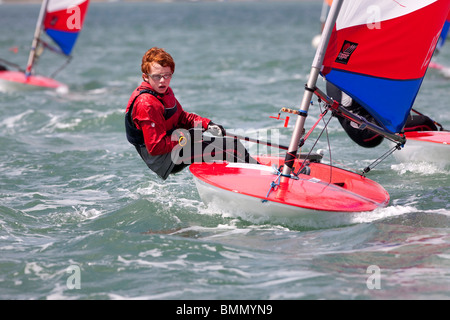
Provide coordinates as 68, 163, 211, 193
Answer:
25, 0, 89, 77
321, 0, 450, 134
44, 0, 90, 56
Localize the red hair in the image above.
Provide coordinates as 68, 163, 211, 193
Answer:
141, 47, 175, 74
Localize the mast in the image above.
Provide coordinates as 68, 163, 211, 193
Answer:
281, 0, 343, 177
25, 0, 50, 78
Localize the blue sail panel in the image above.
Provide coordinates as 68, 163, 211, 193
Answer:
325, 69, 423, 133
45, 29, 79, 56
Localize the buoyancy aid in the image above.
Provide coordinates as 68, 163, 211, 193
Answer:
125, 89, 158, 146
125, 83, 210, 180
125, 87, 185, 146
125, 88, 180, 180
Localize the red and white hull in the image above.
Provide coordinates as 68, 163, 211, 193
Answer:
190, 155, 389, 224
394, 131, 450, 166
0, 70, 68, 93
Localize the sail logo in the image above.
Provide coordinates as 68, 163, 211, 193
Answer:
335, 41, 358, 65
49, 16, 58, 26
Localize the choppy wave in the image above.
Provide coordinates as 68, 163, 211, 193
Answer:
0, 1, 449, 300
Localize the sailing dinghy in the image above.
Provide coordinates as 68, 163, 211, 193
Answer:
395, 131, 450, 167
190, 0, 450, 222
394, 111, 449, 167
0, 0, 89, 92
399, 10, 450, 167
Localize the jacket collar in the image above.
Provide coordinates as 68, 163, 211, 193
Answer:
139, 81, 171, 98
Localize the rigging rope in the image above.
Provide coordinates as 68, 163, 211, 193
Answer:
290, 95, 402, 181
50, 56, 72, 78
0, 57, 24, 72
293, 102, 332, 177
361, 143, 402, 175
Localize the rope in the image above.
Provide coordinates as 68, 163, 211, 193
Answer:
293, 102, 333, 179
361, 143, 402, 175
50, 56, 72, 78
199, 135, 249, 164
0, 57, 24, 72
262, 167, 282, 202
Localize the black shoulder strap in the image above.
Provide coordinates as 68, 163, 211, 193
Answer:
139, 89, 158, 98
130, 89, 158, 111
126, 89, 158, 123
125, 89, 159, 146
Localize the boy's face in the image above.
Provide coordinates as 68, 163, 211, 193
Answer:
143, 63, 173, 94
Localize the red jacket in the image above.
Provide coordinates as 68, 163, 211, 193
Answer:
126, 82, 210, 155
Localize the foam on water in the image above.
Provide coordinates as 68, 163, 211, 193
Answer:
0, 1, 449, 300
391, 161, 450, 175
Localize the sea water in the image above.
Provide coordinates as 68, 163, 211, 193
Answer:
0, 1, 449, 300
